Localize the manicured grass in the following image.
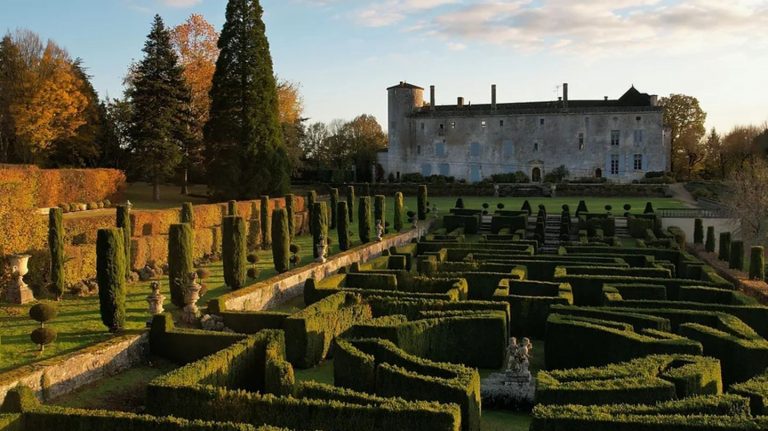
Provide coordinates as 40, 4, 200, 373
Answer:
122, 182, 209, 210
50, 357, 176, 412
294, 359, 335, 386
482, 410, 532, 431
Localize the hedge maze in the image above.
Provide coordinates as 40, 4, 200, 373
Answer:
4, 199, 768, 431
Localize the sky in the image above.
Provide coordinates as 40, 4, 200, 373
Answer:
1, 0, 767, 133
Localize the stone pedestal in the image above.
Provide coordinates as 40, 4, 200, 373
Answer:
181, 273, 202, 324
6, 254, 34, 305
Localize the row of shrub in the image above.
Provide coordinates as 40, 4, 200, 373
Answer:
57, 199, 112, 213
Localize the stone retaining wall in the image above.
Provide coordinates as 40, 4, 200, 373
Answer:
0, 332, 147, 405
211, 220, 435, 312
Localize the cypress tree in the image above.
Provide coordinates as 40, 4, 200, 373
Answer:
346, 185, 355, 222
181, 202, 194, 225
417, 185, 428, 220
285, 194, 295, 238
358, 196, 372, 243
116, 205, 132, 272
127, 15, 193, 202
222, 216, 247, 289
271, 208, 290, 273
644, 202, 654, 214
168, 223, 194, 306
730, 240, 744, 270
693, 218, 704, 244
719, 232, 731, 262
575, 200, 588, 216
338, 201, 350, 251
329, 188, 339, 229
228, 200, 238, 216
374, 195, 386, 231
311, 202, 328, 258
749, 246, 765, 280
247, 201, 261, 251
306, 190, 317, 235
705, 226, 716, 252
96, 228, 126, 332
260, 196, 271, 249
204, 0, 289, 199
48, 208, 64, 300
394, 192, 404, 232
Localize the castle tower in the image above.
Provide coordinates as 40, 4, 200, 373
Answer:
384, 82, 424, 179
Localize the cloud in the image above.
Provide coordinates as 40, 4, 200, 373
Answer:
352, 0, 459, 27
159, 0, 202, 7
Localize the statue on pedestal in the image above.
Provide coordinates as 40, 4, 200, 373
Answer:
315, 235, 328, 263
146, 281, 165, 322
505, 337, 533, 382
375, 220, 384, 242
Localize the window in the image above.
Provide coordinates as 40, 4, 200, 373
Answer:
634, 129, 643, 144
439, 123, 444, 130
500, 120, 504, 127
420, 123, 425, 131
451, 121, 456, 128
578, 133, 585, 150
585, 117, 590, 127
481, 120, 487, 128
470, 165, 481, 183
435, 142, 446, 157
539, 118, 545, 126
416, 145, 421, 155
610, 155, 620, 175
636, 116, 642, 122
533, 142, 539, 152
470, 142, 481, 157
421, 163, 432, 177
634, 154, 643, 170
439, 163, 450, 176
611, 130, 620, 146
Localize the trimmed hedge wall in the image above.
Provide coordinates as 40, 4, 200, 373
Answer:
530, 394, 758, 431
536, 354, 722, 405
284, 292, 373, 368
494, 280, 574, 337
443, 215, 479, 234
545, 313, 703, 369
730, 368, 768, 415
149, 313, 245, 364
335, 338, 480, 431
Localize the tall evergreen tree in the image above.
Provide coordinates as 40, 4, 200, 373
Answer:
127, 15, 193, 201
204, 0, 289, 199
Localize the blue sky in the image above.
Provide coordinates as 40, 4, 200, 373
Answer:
2, 0, 767, 133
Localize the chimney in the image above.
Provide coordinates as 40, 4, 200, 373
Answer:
562, 83, 569, 107
430, 85, 436, 110
604, 96, 608, 101
491, 84, 497, 110
457, 97, 464, 107
649, 95, 658, 106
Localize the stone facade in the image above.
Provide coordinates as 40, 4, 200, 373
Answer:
380, 82, 671, 184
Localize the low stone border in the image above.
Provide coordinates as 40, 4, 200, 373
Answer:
211, 220, 435, 312
688, 244, 768, 304
0, 332, 147, 405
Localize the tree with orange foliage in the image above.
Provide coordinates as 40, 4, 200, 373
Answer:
277, 79, 306, 174
171, 14, 219, 192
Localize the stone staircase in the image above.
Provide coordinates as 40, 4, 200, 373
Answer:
540, 215, 563, 254
479, 215, 493, 234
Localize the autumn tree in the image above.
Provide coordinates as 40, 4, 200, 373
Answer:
128, 15, 193, 201
0, 30, 90, 164
205, 0, 289, 199
722, 125, 763, 171
171, 14, 219, 192
724, 158, 768, 248
277, 79, 306, 174
702, 128, 726, 179
659, 94, 706, 178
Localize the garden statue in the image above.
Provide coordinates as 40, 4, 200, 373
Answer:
146, 281, 165, 325
506, 337, 533, 380
481, 336, 535, 408
6, 254, 34, 304
315, 235, 328, 263
181, 272, 202, 324
375, 220, 384, 242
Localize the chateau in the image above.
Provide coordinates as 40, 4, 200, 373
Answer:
378, 82, 670, 183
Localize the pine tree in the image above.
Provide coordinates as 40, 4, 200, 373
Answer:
204, 0, 289, 199
127, 15, 193, 202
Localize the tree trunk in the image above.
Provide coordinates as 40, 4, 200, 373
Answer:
153, 178, 161, 202
181, 167, 189, 195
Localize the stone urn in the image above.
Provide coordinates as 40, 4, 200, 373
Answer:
181, 272, 202, 324
6, 254, 34, 304
146, 281, 165, 325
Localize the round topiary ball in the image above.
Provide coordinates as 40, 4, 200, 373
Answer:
623, 204, 632, 211
407, 210, 415, 218
29, 303, 58, 324
482, 203, 489, 209
289, 244, 301, 254
247, 253, 260, 264
497, 203, 504, 209
562, 204, 569, 211
31, 327, 57, 349
538, 204, 545, 210
103, 199, 111, 208
605, 205, 612, 211
247, 268, 259, 279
